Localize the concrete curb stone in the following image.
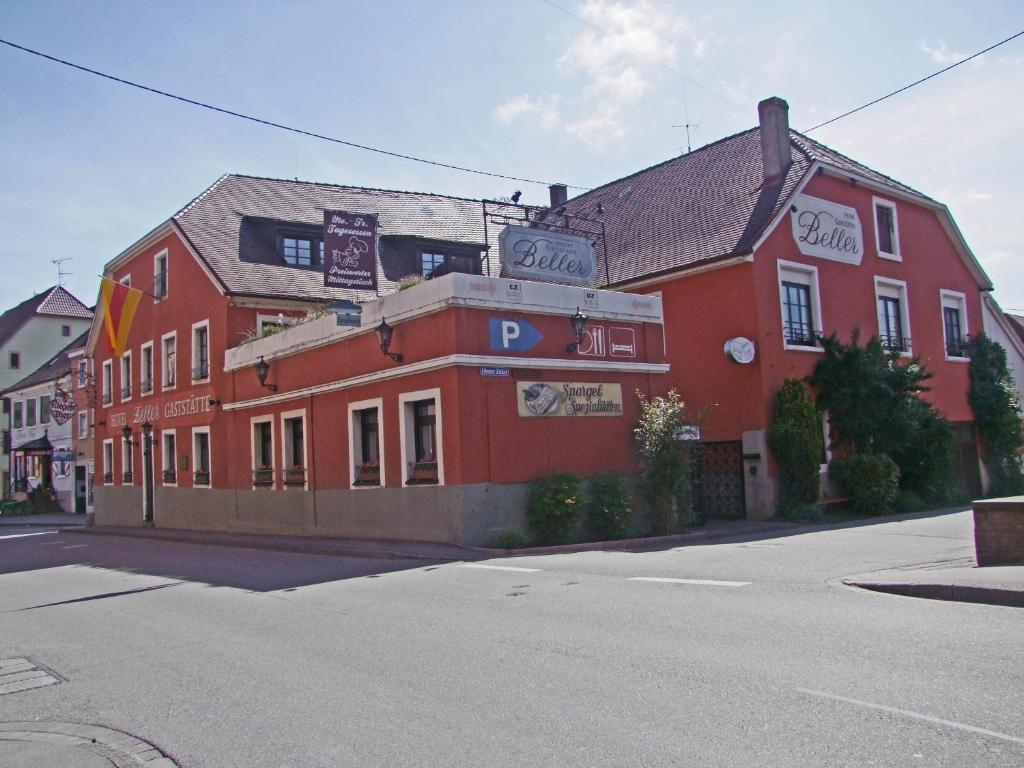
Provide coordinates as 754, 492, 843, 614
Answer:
0, 721, 180, 766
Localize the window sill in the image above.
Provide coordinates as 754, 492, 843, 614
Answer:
945, 355, 970, 363
877, 251, 902, 262
783, 343, 823, 354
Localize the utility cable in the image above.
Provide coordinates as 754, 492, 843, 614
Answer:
0, 37, 589, 190
805, 29, 1024, 132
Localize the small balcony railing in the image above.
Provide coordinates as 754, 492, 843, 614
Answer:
122, 471, 133, 484
103, 472, 113, 484
192, 362, 209, 381
102, 392, 113, 406
354, 463, 381, 486
252, 468, 274, 487
783, 323, 816, 347
283, 467, 306, 486
407, 460, 439, 485
120, 384, 132, 400
162, 469, 176, 484
946, 336, 970, 358
194, 470, 211, 486
140, 378, 154, 394
880, 333, 910, 353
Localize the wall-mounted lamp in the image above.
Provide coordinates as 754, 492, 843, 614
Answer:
375, 319, 404, 363
566, 307, 589, 353
254, 356, 278, 392
208, 398, 221, 407
122, 425, 135, 446
141, 422, 153, 438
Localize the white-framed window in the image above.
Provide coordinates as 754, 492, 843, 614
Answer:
161, 429, 177, 486
873, 197, 900, 261
940, 289, 969, 360
11, 400, 22, 429
153, 249, 168, 300
398, 388, 444, 486
61, 324, 71, 337
121, 436, 133, 484
140, 341, 154, 395
120, 351, 133, 402
102, 439, 114, 485
874, 277, 912, 356
256, 313, 287, 338
777, 260, 823, 351
191, 320, 210, 382
348, 398, 384, 488
161, 331, 177, 390
192, 427, 211, 487
101, 360, 113, 405
280, 409, 307, 489
77, 359, 88, 388
251, 415, 275, 489
25, 398, 36, 427
77, 410, 88, 440
40, 395, 51, 425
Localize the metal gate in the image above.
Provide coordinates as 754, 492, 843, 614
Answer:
690, 441, 745, 520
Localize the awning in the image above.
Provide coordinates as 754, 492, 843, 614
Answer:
13, 434, 53, 455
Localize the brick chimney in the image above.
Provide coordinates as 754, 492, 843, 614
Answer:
758, 97, 792, 182
549, 183, 568, 209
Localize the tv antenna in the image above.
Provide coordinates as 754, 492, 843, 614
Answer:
52, 257, 73, 287
672, 121, 700, 154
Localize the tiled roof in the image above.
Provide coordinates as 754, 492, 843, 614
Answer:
0, 287, 92, 351
172, 174, 500, 303
2, 330, 88, 395
556, 128, 932, 287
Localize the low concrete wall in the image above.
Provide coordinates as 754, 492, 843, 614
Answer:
94, 486, 144, 526
973, 495, 1024, 566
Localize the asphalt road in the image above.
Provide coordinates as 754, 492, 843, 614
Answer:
0, 511, 1021, 767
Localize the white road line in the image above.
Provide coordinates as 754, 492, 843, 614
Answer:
796, 688, 1024, 746
61, 544, 88, 549
627, 577, 750, 587
0, 531, 57, 541
457, 563, 541, 573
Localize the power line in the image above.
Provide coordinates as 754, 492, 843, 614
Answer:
805, 29, 1024, 133
0, 37, 588, 191
539, 0, 750, 117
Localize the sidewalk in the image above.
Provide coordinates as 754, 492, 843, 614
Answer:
843, 559, 1024, 608
0, 512, 86, 528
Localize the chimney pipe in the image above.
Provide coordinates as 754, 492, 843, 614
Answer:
549, 183, 568, 209
758, 97, 792, 182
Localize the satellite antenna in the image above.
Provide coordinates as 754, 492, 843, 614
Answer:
52, 257, 73, 287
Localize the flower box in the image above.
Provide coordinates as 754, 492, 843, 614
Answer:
252, 468, 274, 487
284, 467, 306, 486
407, 461, 438, 485
354, 463, 381, 486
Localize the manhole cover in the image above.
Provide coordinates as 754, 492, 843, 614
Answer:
0, 657, 61, 696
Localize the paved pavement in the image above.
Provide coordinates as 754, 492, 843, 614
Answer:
1, 508, 1021, 767
0, 512, 85, 528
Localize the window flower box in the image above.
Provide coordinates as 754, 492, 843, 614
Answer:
162, 469, 176, 484
122, 471, 133, 484
252, 467, 274, 487
102, 472, 113, 484
194, 470, 211, 486
354, 462, 380, 486
407, 460, 438, 485
284, 467, 306, 486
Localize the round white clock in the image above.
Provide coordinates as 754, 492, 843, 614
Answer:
724, 337, 756, 364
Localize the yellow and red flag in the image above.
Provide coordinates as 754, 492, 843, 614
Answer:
100, 277, 143, 358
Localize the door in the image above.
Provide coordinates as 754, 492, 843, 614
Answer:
691, 441, 746, 521
952, 422, 983, 501
74, 466, 86, 514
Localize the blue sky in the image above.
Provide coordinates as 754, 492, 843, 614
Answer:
1, 1, 1022, 314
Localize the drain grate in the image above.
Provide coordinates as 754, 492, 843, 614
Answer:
0, 657, 61, 696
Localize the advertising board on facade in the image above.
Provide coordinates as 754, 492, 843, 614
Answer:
324, 210, 378, 290
790, 193, 863, 265
518, 381, 623, 417
498, 225, 597, 286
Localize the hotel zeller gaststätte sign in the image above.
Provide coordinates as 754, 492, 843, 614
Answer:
498, 225, 597, 286
790, 193, 863, 265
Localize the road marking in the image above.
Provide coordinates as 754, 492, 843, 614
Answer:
60, 544, 88, 549
0, 531, 57, 541
627, 577, 750, 587
796, 688, 1024, 746
458, 563, 540, 573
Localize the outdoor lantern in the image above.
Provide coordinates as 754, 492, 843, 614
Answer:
254, 356, 277, 392
376, 319, 404, 363
141, 422, 153, 438
566, 307, 588, 353
122, 425, 134, 445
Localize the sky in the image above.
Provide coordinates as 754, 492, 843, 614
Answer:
1, 0, 1022, 314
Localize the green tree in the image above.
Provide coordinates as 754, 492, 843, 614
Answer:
967, 334, 1024, 495
634, 389, 694, 535
768, 379, 824, 508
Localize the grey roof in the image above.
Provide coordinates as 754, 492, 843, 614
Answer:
172, 174, 500, 303
2, 330, 89, 395
556, 127, 933, 287
0, 287, 93, 351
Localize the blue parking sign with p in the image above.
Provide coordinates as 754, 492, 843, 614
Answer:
489, 317, 543, 352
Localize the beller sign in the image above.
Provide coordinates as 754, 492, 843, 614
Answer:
790, 193, 863, 265
499, 225, 597, 286
324, 210, 378, 290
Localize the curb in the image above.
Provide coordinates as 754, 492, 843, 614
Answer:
0, 721, 180, 766
843, 580, 1024, 608
61, 526, 469, 563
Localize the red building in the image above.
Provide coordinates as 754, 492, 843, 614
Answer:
89, 97, 994, 541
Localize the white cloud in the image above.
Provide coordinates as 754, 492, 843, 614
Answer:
492, 0, 706, 150
919, 39, 975, 65
966, 189, 993, 202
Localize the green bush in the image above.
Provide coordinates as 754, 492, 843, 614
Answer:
586, 474, 632, 541
768, 379, 824, 509
894, 489, 927, 514
525, 473, 582, 545
491, 529, 527, 550
634, 390, 694, 535
829, 454, 899, 517
967, 334, 1024, 495
885, 397, 956, 503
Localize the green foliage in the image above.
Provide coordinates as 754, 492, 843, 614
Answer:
634, 389, 694, 535
525, 473, 582, 545
585, 474, 632, 541
885, 397, 956, 502
492, 529, 527, 550
768, 379, 824, 508
966, 334, 1024, 495
894, 489, 927, 514
829, 454, 899, 516
775, 503, 828, 523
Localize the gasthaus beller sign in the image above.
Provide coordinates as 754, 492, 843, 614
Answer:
790, 193, 863, 265
518, 382, 623, 417
499, 225, 597, 286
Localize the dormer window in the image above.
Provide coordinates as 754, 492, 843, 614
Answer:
280, 234, 323, 267
419, 250, 480, 279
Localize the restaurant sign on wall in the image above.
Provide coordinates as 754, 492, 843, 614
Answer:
790, 193, 863, 265
499, 225, 597, 286
518, 381, 623, 417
